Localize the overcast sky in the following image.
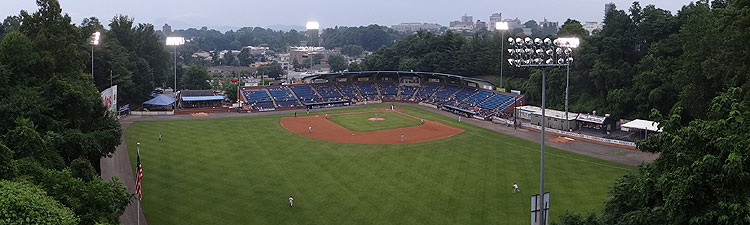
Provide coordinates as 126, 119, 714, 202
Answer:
3, 0, 693, 31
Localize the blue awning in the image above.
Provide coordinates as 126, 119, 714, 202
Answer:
181, 96, 224, 102
143, 95, 176, 106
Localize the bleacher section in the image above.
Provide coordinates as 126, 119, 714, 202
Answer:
399, 85, 419, 100
356, 82, 379, 101
378, 82, 398, 100
414, 83, 441, 101
290, 85, 321, 103
267, 86, 301, 108
452, 88, 478, 102
242, 81, 522, 119
480, 93, 513, 110
243, 90, 275, 110
336, 83, 360, 100
314, 83, 344, 101
465, 90, 493, 105
430, 85, 461, 104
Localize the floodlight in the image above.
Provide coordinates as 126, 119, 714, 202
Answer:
556, 37, 580, 48
516, 37, 523, 45
166, 36, 185, 46
508, 49, 514, 54
306, 21, 320, 30
91, 31, 101, 45
507, 58, 514, 65
496, 21, 509, 31
534, 38, 542, 45
544, 38, 552, 45
524, 37, 532, 45
567, 57, 574, 63
508, 37, 515, 45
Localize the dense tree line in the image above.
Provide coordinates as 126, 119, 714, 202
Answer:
362, 1, 749, 122
320, 25, 402, 51
0, 1, 141, 224
77, 15, 171, 105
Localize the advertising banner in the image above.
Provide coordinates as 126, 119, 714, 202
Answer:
101, 85, 118, 114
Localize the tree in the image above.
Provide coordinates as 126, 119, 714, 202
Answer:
0, 180, 78, 225
328, 54, 347, 72
347, 61, 363, 72
222, 79, 239, 101
237, 48, 253, 66
555, 88, 750, 225
341, 44, 364, 57
558, 19, 588, 37
180, 64, 211, 90
222, 51, 237, 66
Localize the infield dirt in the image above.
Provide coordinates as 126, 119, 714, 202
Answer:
280, 108, 464, 144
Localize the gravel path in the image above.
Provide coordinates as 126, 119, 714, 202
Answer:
101, 103, 657, 224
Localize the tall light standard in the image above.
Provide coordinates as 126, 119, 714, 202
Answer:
556, 37, 580, 131
495, 22, 509, 90
166, 36, 185, 93
90, 31, 101, 79
507, 37, 575, 225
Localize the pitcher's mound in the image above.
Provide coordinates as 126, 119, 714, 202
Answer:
368, 118, 385, 121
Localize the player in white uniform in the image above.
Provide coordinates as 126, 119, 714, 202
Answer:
289, 195, 294, 208
513, 183, 520, 193
308, 126, 312, 133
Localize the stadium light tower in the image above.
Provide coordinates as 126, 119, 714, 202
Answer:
90, 31, 101, 79
507, 36, 575, 225
556, 37, 580, 131
495, 22, 509, 90
166, 36, 185, 93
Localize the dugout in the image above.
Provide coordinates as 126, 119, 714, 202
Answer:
620, 119, 662, 139
576, 113, 616, 134
515, 105, 578, 130
179, 90, 224, 108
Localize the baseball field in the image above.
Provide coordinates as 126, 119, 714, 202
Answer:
126, 104, 632, 224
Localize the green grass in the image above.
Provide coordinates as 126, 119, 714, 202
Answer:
327, 111, 423, 132
126, 104, 631, 225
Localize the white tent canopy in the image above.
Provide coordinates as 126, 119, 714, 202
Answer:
621, 119, 662, 132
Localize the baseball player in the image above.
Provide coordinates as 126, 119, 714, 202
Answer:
401, 133, 404, 142
308, 126, 312, 133
158, 131, 162, 141
513, 183, 521, 193
289, 195, 294, 208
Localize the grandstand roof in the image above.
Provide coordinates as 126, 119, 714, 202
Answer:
182, 96, 225, 102
301, 71, 497, 87
516, 105, 578, 120
621, 119, 662, 132
181, 90, 215, 97
143, 94, 176, 106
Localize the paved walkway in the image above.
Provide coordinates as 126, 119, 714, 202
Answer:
100, 103, 657, 224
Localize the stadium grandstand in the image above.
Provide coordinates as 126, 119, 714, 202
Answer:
237, 71, 524, 120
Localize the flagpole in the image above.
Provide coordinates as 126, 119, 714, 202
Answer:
136, 143, 141, 225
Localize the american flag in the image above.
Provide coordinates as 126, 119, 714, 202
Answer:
136, 149, 143, 200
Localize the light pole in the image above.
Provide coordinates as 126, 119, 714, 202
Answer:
90, 31, 100, 80
166, 37, 185, 94
556, 37, 580, 131
507, 37, 575, 225
136, 142, 140, 225
495, 22, 509, 90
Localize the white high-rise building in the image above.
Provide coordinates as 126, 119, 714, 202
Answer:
488, 13, 502, 30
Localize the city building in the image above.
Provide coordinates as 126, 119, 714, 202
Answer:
288, 46, 332, 66
474, 20, 487, 32
488, 13, 502, 30
540, 18, 559, 34
391, 23, 442, 33
503, 18, 523, 31
162, 23, 172, 36
582, 21, 603, 35
241, 46, 270, 55
449, 14, 475, 32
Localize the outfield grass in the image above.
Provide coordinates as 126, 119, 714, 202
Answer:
126, 104, 631, 224
327, 111, 423, 132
